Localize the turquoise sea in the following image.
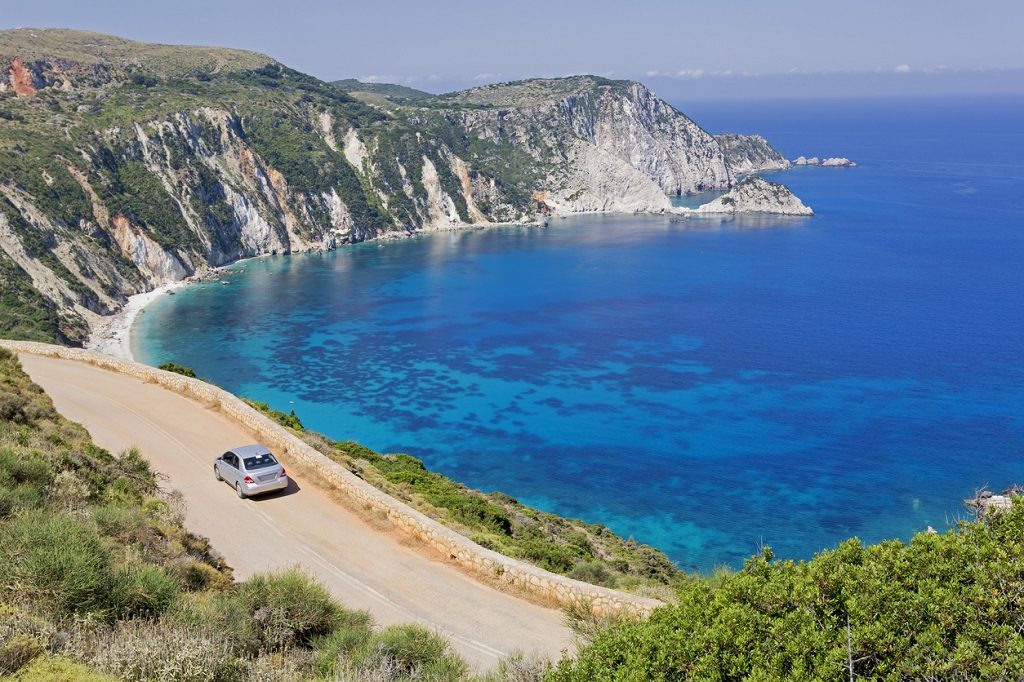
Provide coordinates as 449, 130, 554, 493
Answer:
135, 95, 1024, 572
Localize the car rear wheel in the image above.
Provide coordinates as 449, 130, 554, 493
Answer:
235, 481, 246, 499
214, 464, 222, 481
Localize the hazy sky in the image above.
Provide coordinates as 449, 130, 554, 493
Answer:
5, 0, 1024, 98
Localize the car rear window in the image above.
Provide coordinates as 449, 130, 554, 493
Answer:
243, 453, 278, 470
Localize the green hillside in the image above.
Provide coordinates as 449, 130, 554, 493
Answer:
332, 78, 434, 101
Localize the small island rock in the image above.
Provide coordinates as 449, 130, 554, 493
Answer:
695, 176, 814, 216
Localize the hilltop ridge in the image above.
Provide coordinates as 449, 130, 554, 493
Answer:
332, 78, 433, 101
433, 75, 631, 107
0, 27, 273, 76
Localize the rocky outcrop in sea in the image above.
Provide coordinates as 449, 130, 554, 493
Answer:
694, 176, 814, 216
794, 156, 857, 167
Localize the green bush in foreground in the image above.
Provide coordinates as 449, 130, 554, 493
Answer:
235, 568, 346, 651
552, 502, 1024, 681
349, 624, 468, 680
110, 564, 180, 620
0, 511, 116, 617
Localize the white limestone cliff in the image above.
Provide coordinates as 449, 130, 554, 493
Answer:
695, 176, 813, 216
716, 134, 791, 174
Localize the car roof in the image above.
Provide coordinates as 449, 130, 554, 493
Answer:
228, 444, 274, 458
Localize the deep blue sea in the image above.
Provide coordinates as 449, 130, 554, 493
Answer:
135, 95, 1024, 572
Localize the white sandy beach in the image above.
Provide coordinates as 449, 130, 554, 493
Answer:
83, 281, 189, 361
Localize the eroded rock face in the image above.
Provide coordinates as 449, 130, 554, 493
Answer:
4, 56, 111, 96
545, 141, 675, 213
419, 156, 462, 229
9, 57, 37, 96
696, 176, 813, 216
586, 82, 732, 196
111, 214, 188, 284
456, 78, 733, 214
716, 134, 792, 174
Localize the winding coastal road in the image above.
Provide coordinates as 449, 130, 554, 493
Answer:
18, 353, 573, 670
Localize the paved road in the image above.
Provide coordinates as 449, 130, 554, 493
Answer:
19, 353, 573, 670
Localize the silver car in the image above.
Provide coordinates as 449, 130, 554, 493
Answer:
214, 444, 288, 498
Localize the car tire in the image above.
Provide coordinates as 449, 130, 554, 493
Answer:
235, 482, 246, 499
214, 464, 222, 482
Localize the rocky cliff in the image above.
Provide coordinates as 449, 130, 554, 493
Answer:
716, 134, 792, 174
440, 78, 733, 214
695, 177, 813, 216
0, 29, 804, 345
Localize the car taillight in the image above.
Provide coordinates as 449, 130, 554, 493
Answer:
243, 475, 255, 485
279, 468, 287, 478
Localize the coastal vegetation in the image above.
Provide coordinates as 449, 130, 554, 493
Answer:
243, 398, 305, 432
207, 376, 1024, 677
157, 361, 197, 378
553, 506, 1024, 680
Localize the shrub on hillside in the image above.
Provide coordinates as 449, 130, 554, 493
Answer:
0, 353, 56, 426
243, 399, 304, 431
568, 561, 617, 588
376, 454, 513, 535
312, 620, 470, 680
348, 624, 468, 681
512, 528, 582, 574
0, 449, 51, 518
157, 362, 196, 378
236, 569, 343, 650
174, 568, 351, 655
110, 564, 180, 619
66, 619, 243, 682
310, 620, 374, 677
0, 508, 181, 625
0, 511, 114, 616
552, 502, 1024, 680
0, 606, 55, 675
166, 556, 231, 592
92, 503, 147, 542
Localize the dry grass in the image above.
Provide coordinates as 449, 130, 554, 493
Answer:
0, 28, 272, 77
